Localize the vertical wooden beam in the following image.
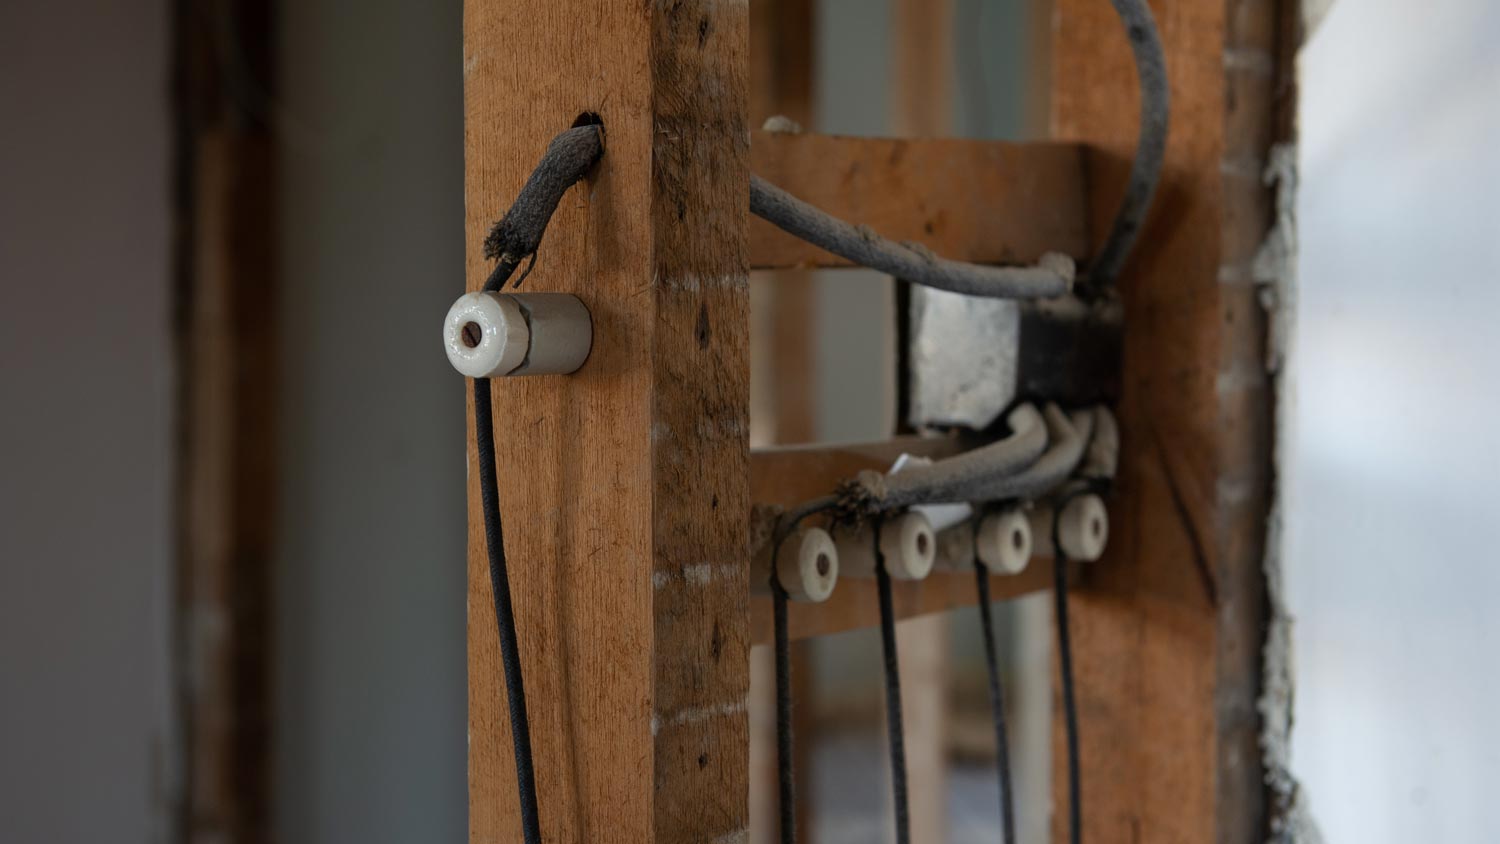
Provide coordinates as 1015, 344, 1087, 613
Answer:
464, 1, 750, 841
892, 0, 953, 138
748, 3, 817, 842
1048, 0, 1284, 840
749, 0, 817, 446
173, 2, 276, 841
1215, 0, 1292, 837
750, 0, 814, 128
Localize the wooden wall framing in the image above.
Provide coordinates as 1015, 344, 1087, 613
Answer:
1047, 0, 1292, 840
463, 0, 1291, 840
463, 1, 752, 841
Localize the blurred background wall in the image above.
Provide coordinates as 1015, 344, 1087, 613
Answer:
1285, 0, 1500, 841
274, 2, 467, 842
0, 1, 176, 840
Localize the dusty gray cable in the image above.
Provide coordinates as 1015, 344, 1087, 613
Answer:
750, 175, 1074, 300
842, 404, 1049, 514
968, 405, 1097, 503
874, 525, 912, 844
471, 122, 604, 844
483, 124, 604, 289
974, 557, 1018, 844
1090, 0, 1170, 290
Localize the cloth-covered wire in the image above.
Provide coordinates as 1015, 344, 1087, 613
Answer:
470, 123, 603, 844
1052, 494, 1088, 844
974, 549, 1018, 844
1089, 0, 1170, 290
967, 406, 1097, 504
482, 124, 604, 290
751, 175, 1073, 300
837, 404, 1100, 520
769, 501, 836, 844
773, 583, 796, 844
843, 404, 1049, 514
873, 519, 912, 844
473, 376, 541, 844
750, 0, 1165, 298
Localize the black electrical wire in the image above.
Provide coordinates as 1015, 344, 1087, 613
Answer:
474, 373, 542, 844
1053, 514, 1083, 844
468, 123, 603, 844
874, 521, 912, 844
974, 553, 1018, 844
773, 583, 797, 844
769, 502, 836, 844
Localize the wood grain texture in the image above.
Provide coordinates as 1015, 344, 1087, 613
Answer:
748, 439, 1059, 644
1048, 0, 1283, 840
747, 5, 818, 842
464, 1, 750, 841
750, 132, 1090, 269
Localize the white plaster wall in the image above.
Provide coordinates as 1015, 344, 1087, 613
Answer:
1287, 0, 1500, 840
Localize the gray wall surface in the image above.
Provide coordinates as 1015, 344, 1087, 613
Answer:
1287, 0, 1500, 840
275, 1, 468, 841
0, 1, 175, 841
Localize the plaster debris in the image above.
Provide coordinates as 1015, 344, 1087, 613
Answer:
1255, 142, 1325, 844
1255, 144, 1300, 375
761, 115, 803, 134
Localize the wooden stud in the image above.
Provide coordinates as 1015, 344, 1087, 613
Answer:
464, 1, 751, 841
747, 6, 818, 841
1047, 0, 1286, 839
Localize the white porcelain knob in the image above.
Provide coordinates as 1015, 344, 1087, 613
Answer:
774, 527, 839, 602
444, 291, 529, 377
975, 509, 1032, 575
1029, 494, 1109, 562
834, 511, 936, 581
443, 291, 592, 377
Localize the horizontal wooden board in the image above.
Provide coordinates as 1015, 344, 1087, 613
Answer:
748, 437, 1062, 643
749, 131, 1090, 269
